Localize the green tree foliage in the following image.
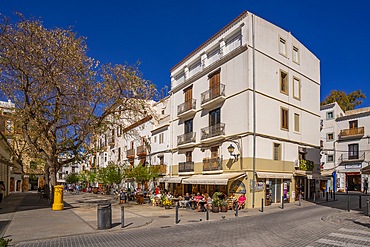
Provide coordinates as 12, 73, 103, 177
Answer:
124, 164, 160, 185
321, 89, 366, 111
65, 173, 79, 184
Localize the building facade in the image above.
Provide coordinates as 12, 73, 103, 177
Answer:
167, 11, 322, 208
320, 102, 370, 192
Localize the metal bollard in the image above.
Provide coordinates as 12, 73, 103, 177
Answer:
333, 190, 336, 201
121, 206, 124, 228
206, 205, 209, 220
175, 206, 179, 224
235, 204, 239, 217
282, 196, 284, 209
299, 193, 301, 206
314, 192, 316, 203
348, 197, 350, 212
326, 191, 328, 202
330, 190, 332, 199
261, 198, 264, 212
359, 196, 362, 209
367, 200, 370, 217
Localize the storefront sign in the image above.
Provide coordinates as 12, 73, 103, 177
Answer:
249, 179, 264, 192
345, 164, 362, 169
229, 180, 246, 194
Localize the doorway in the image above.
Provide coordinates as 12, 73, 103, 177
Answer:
271, 179, 282, 203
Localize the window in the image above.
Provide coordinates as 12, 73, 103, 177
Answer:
59, 174, 63, 179
226, 32, 242, 54
104, 153, 107, 162
299, 152, 306, 161
176, 72, 185, 85
159, 133, 164, 144
327, 155, 334, 162
208, 48, 220, 65
281, 108, 289, 130
349, 120, 358, 129
292, 46, 299, 64
154, 136, 157, 143
161, 110, 165, 115
327, 133, 334, 141
104, 134, 107, 146
209, 108, 221, 126
348, 144, 359, 159
326, 111, 334, 120
294, 113, 300, 132
130, 141, 134, 149
153, 156, 156, 164
293, 77, 300, 100
184, 86, 193, 103
189, 60, 201, 77
279, 37, 287, 56
273, 143, 281, 161
72, 167, 75, 173
186, 151, 192, 162
159, 156, 164, 165
280, 70, 288, 95
185, 119, 193, 134
118, 147, 121, 161
211, 146, 218, 158
66, 171, 68, 175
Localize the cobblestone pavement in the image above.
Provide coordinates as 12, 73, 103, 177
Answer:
15, 201, 370, 247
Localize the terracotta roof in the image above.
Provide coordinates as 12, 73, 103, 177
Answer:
170, 10, 248, 72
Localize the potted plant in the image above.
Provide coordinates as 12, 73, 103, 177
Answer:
220, 200, 228, 212
163, 199, 172, 209
211, 192, 221, 213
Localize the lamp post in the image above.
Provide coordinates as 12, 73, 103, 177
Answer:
228, 144, 240, 161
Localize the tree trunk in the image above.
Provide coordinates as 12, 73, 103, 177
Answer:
20, 171, 24, 193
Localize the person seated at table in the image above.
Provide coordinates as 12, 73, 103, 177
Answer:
204, 196, 213, 211
166, 191, 173, 200
218, 192, 226, 201
229, 193, 237, 200
237, 193, 247, 210
150, 193, 156, 206
194, 193, 204, 211
182, 193, 192, 209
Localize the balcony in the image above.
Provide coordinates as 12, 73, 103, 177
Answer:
203, 158, 222, 172
179, 161, 194, 173
137, 145, 147, 156
177, 132, 196, 148
152, 164, 166, 175
126, 148, 135, 159
339, 127, 364, 140
298, 160, 315, 171
338, 151, 366, 164
201, 84, 226, 109
200, 123, 225, 143
177, 99, 196, 118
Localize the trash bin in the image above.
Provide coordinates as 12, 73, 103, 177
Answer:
97, 203, 112, 230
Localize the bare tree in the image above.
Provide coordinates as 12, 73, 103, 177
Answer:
0, 13, 156, 189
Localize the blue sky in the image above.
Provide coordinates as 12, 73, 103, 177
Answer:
2, 0, 370, 107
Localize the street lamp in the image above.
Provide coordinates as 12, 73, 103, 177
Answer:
228, 144, 240, 161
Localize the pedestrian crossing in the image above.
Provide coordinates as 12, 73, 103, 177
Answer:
308, 228, 370, 246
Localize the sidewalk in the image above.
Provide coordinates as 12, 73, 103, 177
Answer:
2, 191, 369, 245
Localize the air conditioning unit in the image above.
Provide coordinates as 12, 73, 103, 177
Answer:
298, 147, 307, 153
294, 160, 299, 168
320, 151, 327, 155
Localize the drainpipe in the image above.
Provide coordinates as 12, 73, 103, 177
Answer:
252, 14, 256, 208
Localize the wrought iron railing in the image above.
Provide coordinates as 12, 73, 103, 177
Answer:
201, 123, 225, 140
203, 158, 222, 171
338, 151, 365, 162
340, 127, 364, 138
177, 99, 196, 116
179, 161, 194, 172
137, 145, 146, 155
152, 164, 167, 174
126, 148, 135, 157
177, 132, 196, 146
201, 84, 225, 105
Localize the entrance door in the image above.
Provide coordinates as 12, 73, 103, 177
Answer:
347, 173, 361, 191
271, 179, 282, 203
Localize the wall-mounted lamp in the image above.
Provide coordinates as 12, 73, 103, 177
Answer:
228, 144, 240, 161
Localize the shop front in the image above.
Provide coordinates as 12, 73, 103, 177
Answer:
337, 164, 362, 192
346, 172, 361, 191
256, 172, 293, 206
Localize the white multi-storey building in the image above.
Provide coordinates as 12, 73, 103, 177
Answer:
167, 10, 322, 208
320, 102, 370, 192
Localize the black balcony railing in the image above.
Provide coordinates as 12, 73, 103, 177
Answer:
201, 123, 225, 140
177, 132, 196, 146
338, 151, 365, 162
203, 158, 222, 171
179, 161, 194, 172
201, 84, 225, 105
177, 99, 196, 116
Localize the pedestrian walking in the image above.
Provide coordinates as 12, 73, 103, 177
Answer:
0, 181, 5, 209
364, 178, 368, 194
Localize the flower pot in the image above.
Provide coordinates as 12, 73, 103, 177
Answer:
165, 205, 171, 209
220, 206, 228, 212
212, 206, 219, 213
93, 188, 98, 194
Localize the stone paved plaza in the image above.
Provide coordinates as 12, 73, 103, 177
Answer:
0, 192, 369, 246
